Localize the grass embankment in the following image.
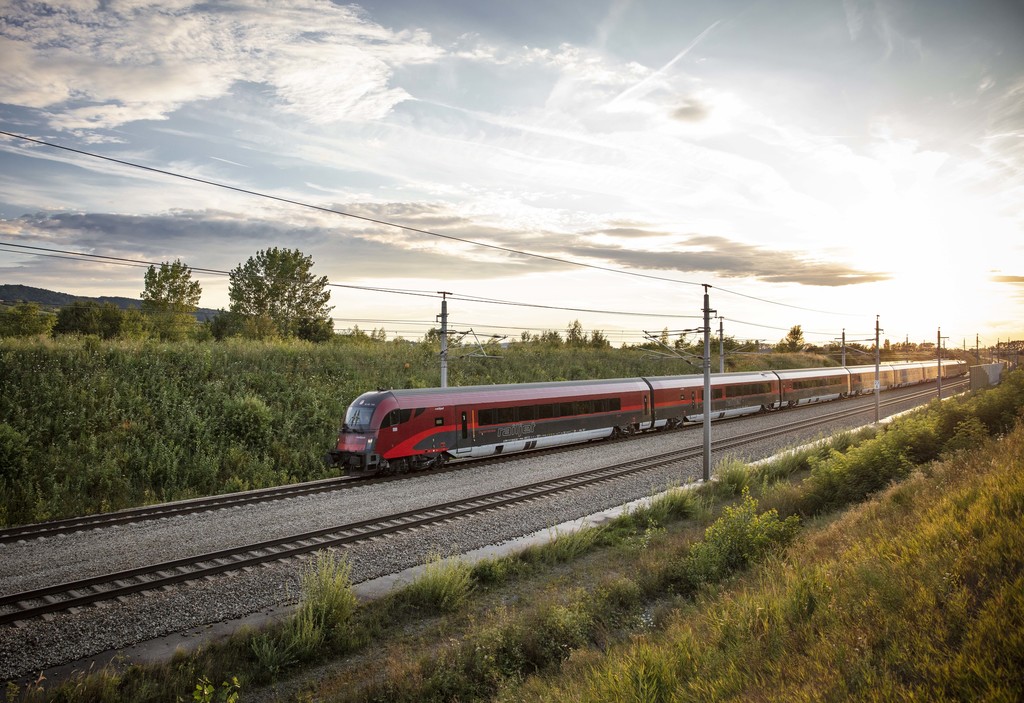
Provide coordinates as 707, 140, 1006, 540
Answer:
0, 335, 831, 526
13, 371, 1023, 702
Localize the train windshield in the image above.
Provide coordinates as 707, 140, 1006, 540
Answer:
343, 400, 378, 433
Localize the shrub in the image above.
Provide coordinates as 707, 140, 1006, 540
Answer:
679, 489, 800, 592
219, 394, 273, 450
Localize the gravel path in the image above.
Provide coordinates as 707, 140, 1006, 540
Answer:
0, 385, 946, 680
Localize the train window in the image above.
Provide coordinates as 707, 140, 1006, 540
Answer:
381, 409, 399, 428
712, 388, 724, 399
413, 408, 426, 418
479, 409, 494, 425
559, 402, 574, 417
539, 404, 555, 419
520, 405, 537, 421
611, 398, 621, 411
496, 407, 515, 424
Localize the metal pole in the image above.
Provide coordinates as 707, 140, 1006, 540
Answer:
438, 291, 450, 388
874, 315, 881, 423
702, 285, 714, 482
937, 327, 942, 400
842, 328, 846, 366
718, 316, 725, 374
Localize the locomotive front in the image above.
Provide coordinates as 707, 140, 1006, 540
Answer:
326, 390, 396, 473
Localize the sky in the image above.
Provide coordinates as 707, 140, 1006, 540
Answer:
1, 0, 1022, 350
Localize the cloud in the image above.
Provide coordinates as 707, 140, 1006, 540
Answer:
0, 0, 443, 131
564, 234, 890, 287
3, 204, 889, 291
671, 98, 710, 122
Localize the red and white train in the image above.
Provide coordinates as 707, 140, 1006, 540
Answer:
327, 359, 966, 474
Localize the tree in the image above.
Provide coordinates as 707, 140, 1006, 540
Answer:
228, 248, 333, 341
0, 303, 54, 337
566, 319, 586, 347
776, 325, 805, 353
53, 301, 122, 339
142, 259, 202, 341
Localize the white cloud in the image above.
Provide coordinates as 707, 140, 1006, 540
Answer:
0, 0, 444, 130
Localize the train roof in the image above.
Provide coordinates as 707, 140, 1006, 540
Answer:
643, 370, 778, 388
382, 377, 650, 407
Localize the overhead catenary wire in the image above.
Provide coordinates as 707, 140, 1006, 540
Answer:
1, 129, 860, 318
0, 241, 699, 322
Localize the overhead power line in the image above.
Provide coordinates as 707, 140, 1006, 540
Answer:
0, 241, 694, 321
2, 129, 859, 317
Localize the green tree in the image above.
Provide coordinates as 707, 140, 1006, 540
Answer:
228, 248, 333, 341
53, 301, 122, 338
0, 303, 54, 337
566, 319, 586, 347
142, 259, 202, 341
119, 308, 151, 339
207, 310, 244, 340
539, 330, 563, 346
776, 325, 805, 352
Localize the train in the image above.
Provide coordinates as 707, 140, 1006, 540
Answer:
326, 359, 967, 475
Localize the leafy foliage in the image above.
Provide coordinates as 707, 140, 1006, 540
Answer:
0, 303, 54, 337
228, 247, 333, 341
53, 300, 123, 338
141, 259, 202, 341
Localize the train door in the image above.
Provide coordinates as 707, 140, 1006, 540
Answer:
453, 407, 473, 456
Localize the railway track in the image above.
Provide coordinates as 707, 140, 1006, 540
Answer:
0, 379, 962, 627
0, 379, 965, 545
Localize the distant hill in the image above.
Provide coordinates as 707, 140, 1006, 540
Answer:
0, 284, 221, 321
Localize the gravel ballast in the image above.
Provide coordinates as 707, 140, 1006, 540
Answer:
0, 385, 950, 680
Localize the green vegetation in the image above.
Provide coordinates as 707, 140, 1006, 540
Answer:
0, 333, 836, 526
141, 259, 202, 341
13, 371, 1023, 702
227, 247, 334, 341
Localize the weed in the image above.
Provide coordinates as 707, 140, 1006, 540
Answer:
295, 550, 357, 648
401, 552, 475, 612
715, 456, 751, 496
249, 633, 296, 682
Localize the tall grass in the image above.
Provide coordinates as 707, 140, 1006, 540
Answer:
399, 552, 475, 613
535, 418, 1024, 703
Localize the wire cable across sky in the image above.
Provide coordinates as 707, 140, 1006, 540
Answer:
1, 129, 862, 318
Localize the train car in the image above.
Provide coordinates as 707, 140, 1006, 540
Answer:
777, 366, 851, 406
940, 358, 967, 378
330, 378, 651, 474
891, 361, 926, 387
645, 371, 782, 424
847, 364, 895, 395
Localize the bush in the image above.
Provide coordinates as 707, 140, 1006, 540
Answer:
220, 394, 273, 450
678, 489, 800, 592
